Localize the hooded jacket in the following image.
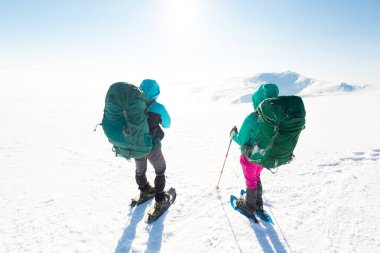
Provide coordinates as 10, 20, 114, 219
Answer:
232, 83, 279, 147
140, 79, 171, 148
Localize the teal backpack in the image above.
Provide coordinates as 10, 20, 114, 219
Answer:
241, 96, 306, 170
102, 82, 153, 159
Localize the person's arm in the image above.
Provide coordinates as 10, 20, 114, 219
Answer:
159, 105, 171, 128
150, 102, 171, 128
232, 114, 253, 146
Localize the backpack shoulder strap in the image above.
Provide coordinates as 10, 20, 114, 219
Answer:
145, 99, 156, 112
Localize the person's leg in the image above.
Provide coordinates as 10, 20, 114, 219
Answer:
240, 155, 263, 190
134, 156, 154, 194
147, 148, 167, 202
237, 155, 264, 213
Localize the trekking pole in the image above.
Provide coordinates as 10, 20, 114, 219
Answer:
216, 126, 236, 190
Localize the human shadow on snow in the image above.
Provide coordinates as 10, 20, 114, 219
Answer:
114, 203, 149, 253
250, 221, 288, 253
115, 202, 168, 253
144, 211, 166, 253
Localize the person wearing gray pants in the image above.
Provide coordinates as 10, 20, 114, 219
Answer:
134, 79, 171, 208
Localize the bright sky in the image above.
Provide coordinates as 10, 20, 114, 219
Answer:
1, 0, 379, 85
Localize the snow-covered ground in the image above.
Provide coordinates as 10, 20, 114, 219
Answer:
1, 71, 379, 252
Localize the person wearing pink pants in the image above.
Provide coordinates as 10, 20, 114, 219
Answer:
240, 155, 263, 189
231, 83, 279, 216
237, 155, 265, 216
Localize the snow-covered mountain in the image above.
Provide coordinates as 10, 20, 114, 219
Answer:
244, 71, 314, 96
205, 71, 368, 104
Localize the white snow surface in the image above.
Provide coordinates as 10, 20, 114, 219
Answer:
1, 71, 380, 253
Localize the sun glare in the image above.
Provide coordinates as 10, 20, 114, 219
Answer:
162, 0, 202, 48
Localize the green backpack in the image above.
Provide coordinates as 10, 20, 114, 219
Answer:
241, 96, 306, 169
102, 82, 153, 159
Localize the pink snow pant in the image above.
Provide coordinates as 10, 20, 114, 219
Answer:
240, 155, 263, 189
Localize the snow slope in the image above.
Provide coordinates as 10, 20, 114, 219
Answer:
0, 71, 379, 252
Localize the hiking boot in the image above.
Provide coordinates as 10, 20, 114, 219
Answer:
254, 182, 270, 218
256, 181, 263, 210
154, 175, 166, 196
154, 192, 170, 211
236, 198, 255, 215
255, 208, 269, 219
236, 187, 257, 215
139, 183, 155, 199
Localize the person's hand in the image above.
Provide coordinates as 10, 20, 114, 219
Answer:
230, 126, 237, 137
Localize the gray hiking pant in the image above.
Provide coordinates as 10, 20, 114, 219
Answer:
135, 148, 166, 177
134, 148, 167, 201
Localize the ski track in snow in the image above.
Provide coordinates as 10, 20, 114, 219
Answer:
1, 79, 380, 252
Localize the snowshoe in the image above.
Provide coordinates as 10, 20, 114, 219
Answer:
145, 187, 176, 223
130, 187, 156, 207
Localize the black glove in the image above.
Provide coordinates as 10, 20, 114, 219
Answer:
230, 126, 238, 137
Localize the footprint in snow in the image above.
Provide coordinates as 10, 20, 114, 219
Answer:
318, 148, 380, 167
